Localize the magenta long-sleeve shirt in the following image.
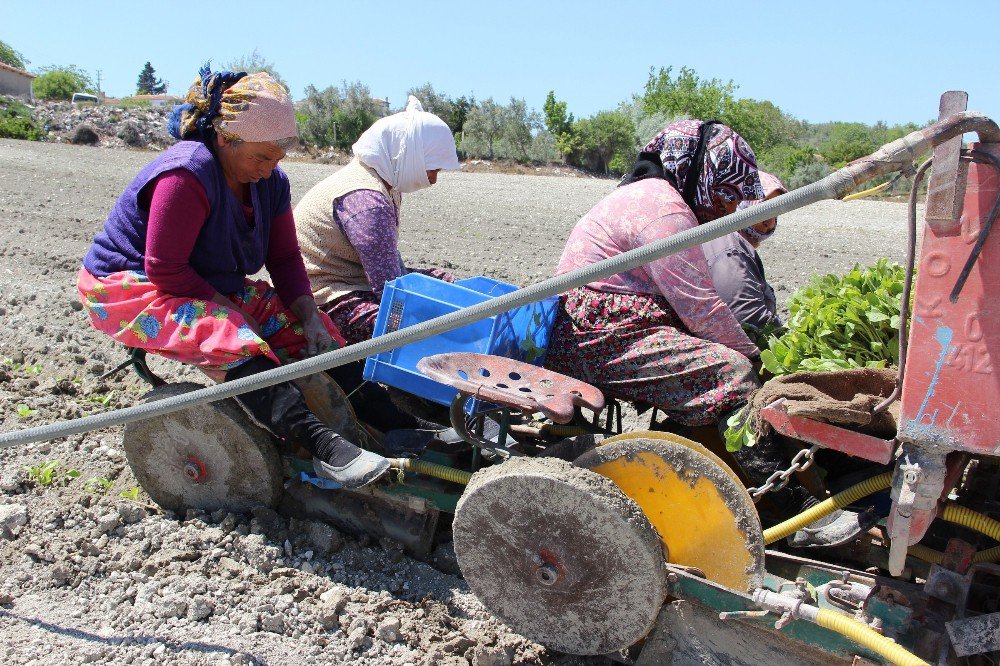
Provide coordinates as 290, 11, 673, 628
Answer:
143, 169, 312, 305
556, 178, 758, 357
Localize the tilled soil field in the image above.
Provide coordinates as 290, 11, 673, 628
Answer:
0, 140, 917, 665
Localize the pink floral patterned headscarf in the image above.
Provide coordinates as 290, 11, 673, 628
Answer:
643, 119, 764, 223
171, 69, 296, 144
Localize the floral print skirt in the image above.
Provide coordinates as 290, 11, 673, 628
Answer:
544, 287, 759, 426
77, 269, 343, 373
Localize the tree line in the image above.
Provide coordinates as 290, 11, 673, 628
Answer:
294, 66, 924, 187
1, 37, 922, 185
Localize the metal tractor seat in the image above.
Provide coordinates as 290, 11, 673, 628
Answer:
416, 352, 605, 424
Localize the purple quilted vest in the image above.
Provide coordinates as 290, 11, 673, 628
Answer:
83, 140, 290, 296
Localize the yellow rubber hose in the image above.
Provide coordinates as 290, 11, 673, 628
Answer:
941, 504, 1000, 562
843, 180, 892, 201
763, 472, 893, 545
906, 544, 944, 564
973, 545, 1000, 563
815, 608, 929, 666
389, 458, 472, 485
760, 472, 1000, 560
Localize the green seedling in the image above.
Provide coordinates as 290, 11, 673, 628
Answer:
120, 487, 141, 502
3, 360, 42, 374
16, 403, 37, 418
758, 258, 906, 378
725, 259, 907, 451
86, 393, 114, 406
84, 477, 114, 494
24, 460, 81, 487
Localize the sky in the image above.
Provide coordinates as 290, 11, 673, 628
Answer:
4, 0, 999, 127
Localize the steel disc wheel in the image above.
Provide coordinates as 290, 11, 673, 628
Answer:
122, 382, 283, 512
453, 457, 667, 655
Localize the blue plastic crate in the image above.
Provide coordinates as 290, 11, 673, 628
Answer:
363, 273, 558, 413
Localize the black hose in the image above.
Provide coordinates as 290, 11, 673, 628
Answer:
873, 158, 931, 414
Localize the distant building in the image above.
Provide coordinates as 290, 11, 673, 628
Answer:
372, 97, 390, 117
129, 94, 183, 108
0, 61, 36, 101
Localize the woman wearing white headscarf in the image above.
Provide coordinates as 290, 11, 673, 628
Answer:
295, 96, 460, 345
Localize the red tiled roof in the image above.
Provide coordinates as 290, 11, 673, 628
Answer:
0, 61, 36, 78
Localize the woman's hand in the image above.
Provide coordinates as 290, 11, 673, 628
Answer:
290, 295, 334, 356
211, 293, 264, 338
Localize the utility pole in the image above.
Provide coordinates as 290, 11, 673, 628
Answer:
95, 70, 103, 101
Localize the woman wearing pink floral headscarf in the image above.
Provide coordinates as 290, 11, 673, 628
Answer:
546, 122, 851, 533
545, 119, 764, 428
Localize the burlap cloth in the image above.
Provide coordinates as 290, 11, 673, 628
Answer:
748, 367, 899, 439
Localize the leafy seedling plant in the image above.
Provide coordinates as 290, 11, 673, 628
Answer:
84, 477, 114, 494
16, 403, 37, 418
726, 259, 906, 452
759, 258, 905, 377
24, 460, 81, 487
86, 393, 114, 407
119, 487, 141, 502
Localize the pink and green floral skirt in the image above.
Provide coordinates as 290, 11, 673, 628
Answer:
77, 269, 344, 373
544, 287, 759, 426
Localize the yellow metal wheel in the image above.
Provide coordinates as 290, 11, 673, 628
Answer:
604, 430, 744, 485
576, 435, 765, 591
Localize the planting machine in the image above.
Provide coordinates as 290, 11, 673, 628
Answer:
115, 92, 1000, 665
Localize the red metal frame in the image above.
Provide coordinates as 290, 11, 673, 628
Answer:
759, 399, 895, 465
897, 144, 1000, 454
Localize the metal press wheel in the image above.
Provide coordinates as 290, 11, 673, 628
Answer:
122, 382, 284, 512
452, 456, 668, 656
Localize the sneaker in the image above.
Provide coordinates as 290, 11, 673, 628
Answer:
312, 451, 390, 489
788, 508, 879, 548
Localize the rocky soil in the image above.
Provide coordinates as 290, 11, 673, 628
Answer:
0, 139, 918, 664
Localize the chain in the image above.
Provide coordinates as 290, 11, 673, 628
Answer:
747, 445, 820, 502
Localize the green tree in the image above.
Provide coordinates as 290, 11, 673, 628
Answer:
298, 84, 342, 147
542, 91, 572, 137
226, 49, 288, 92
135, 62, 166, 95
296, 80, 380, 149
449, 95, 473, 135
641, 66, 736, 120
464, 98, 507, 159
503, 97, 539, 161
407, 82, 454, 125
32, 65, 95, 100
722, 98, 797, 157
543, 91, 576, 158
571, 110, 636, 175
0, 39, 28, 70
337, 80, 381, 147
819, 122, 880, 166
756, 144, 820, 183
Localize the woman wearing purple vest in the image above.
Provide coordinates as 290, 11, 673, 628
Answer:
77, 66, 389, 489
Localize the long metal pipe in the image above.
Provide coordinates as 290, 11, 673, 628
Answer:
1, 112, 997, 448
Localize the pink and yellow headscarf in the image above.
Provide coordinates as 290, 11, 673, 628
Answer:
169, 66, 296, 144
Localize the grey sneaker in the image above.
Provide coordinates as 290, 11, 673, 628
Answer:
312, 451, 390, 489
788, 508, 879, 548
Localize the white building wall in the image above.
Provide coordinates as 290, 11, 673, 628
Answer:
0, 70, 33, 101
